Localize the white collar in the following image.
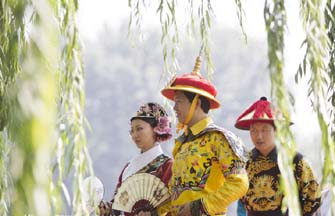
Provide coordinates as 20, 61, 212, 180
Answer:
122, 144, 163, 181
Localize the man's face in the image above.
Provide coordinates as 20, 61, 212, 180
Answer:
173, 91, 191, 123
249, 122, 276, 156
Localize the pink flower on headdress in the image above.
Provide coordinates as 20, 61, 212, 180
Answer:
154, 116, 172, 142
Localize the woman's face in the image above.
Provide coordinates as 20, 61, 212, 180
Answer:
130, 119, 156, 152
249, 122, 276, 156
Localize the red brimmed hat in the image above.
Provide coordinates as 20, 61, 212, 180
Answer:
235, 97, 286, 130
161, 56, 220, 109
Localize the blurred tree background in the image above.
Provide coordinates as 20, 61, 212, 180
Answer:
0, 0, 334, 215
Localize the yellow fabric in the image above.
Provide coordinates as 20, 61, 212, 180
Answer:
157, 200, 171, 216
172, 117, 213, 158
242, 149, 321, 214
202, 173, 249, 214
295, 159, 321, 214
176, 94, 199, 135
170, 118, 249, 215
189, 116, 213, 135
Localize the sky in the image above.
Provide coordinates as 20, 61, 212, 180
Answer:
76, 0, 322, 174
77, 1, 267, 40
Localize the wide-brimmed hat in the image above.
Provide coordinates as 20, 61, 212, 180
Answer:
235, 97, 289, 130
161, 56, 220, 109
130, 102, 172, 142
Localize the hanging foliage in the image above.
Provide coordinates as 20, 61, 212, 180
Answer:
298, 0, 335, 213
157, 0, 179, 76
0, 134, 11, 215
194, 0, 214, 78
128, 0, 180, 78
263, 0, 301, 214
234, 0, 247, 43
0, 0, 92, 215
325, 1, 335, 141
0, 0, 27, 215
129, 0, 247, 79
7, 0, 60, 214
55, 0, 93, 214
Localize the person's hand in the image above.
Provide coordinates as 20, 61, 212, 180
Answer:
177, 203, 191, 216
98, 200, 112, 216
136, 211, 151, 216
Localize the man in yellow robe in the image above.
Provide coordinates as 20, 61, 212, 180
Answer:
160, 56, 249, 216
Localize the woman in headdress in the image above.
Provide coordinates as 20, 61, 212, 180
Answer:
99, 102, 173, 216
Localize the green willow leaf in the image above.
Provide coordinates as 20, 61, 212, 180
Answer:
234, 0, 247, 43
299, 0, 335, 213
6, 0, 60, 214
264, 0, 301, 214
0, 0, 27, 215
56, 0, 93, 214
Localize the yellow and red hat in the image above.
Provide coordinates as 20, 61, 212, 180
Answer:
161, 56, 220, 109
235, 97, 280, 130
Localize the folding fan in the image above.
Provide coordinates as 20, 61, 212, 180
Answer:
112, 173, 170, 213
82, 176, 104, 213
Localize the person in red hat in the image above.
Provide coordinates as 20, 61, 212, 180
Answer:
235, 97, 321, 216
161, 56, 249, 216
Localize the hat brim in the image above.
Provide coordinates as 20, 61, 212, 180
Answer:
235, 119, 294, 130
161, 85, 220, 109
234, 119, 274, 130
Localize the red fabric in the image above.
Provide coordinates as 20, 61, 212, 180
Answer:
173, 74, 217, 97
235, 97, 275, 130
236, 99, 273, 121
158, 157, 173, 186
253, 100, 273, 119
161, 73, 220, 109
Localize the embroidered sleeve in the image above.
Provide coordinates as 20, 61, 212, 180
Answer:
294, 158, 321, 215
201, 132, 249, 215
156, 158, 173, 215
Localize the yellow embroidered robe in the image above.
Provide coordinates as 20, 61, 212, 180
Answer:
167, 117, 249, 215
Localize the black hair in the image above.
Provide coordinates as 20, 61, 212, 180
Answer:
183, 91, 210, 113
133, 117, 157, 128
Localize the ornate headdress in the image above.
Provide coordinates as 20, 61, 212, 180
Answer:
131, 102, 172, 142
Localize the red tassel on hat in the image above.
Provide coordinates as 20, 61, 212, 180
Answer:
252, 97, 273, 119
235, 97, 276, 130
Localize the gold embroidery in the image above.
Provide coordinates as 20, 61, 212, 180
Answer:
297, 160, 313, 180
247, 158, 276, 180
247, 175, 282, 211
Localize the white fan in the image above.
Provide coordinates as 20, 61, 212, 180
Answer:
82, 176, 104, 213
112, 173, 170, 213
